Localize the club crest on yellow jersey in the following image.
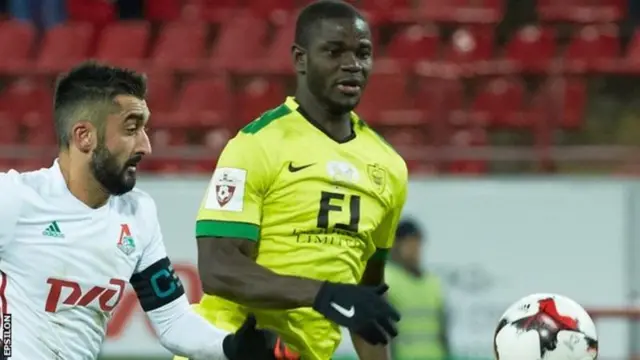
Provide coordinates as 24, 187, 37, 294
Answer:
367, 164, 387, 194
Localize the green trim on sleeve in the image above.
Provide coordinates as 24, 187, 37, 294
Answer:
195, 220, 260, 241
370, 248, 390, 262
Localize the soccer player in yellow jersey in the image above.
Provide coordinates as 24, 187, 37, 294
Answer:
178, 1, 408, 359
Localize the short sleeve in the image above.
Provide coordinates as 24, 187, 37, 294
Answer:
135, 197, 168, 273
0, 172, 22, 255
370, 174, 408, 262
195, 135, 272, 242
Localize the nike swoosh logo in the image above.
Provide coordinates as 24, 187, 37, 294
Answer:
288, 162, 315, 173
330, 302, 355, 318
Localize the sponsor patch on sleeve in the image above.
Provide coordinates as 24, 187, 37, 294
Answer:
204, 167, 246, 212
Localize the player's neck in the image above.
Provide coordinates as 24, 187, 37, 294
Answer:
294, 91, 352, 141
58, 153, 110, 209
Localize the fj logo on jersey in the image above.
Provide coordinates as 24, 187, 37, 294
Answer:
215, 172, 236, 207
117, 224, 136, 255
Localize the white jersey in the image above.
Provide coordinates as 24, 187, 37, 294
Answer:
0, 161, 172, 359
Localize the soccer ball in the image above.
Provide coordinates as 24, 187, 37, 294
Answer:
494, 293, 598, 360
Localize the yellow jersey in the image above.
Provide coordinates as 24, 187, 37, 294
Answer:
192, 97, 407, 360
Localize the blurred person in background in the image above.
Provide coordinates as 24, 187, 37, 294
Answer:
8, 0, 66, 30
387, 219, 450, 360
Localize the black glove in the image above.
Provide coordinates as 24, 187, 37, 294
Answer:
312, 283, 400, 345
222, 314, 299, 360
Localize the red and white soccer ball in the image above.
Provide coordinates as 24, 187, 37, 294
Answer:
494, 293, 598, 360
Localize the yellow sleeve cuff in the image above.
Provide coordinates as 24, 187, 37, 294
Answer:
195, 220, 260, 241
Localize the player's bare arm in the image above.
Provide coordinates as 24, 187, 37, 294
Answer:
198, 236, 322, 308
351, 259, 393, 360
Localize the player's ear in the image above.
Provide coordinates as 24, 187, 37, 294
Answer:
71, 121, 95, 153
291, 44, 306, 74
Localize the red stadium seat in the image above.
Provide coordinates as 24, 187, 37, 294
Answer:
0, 79, 51, 122
146, 73, 176, 114
537, 0, 625, 23
623, 29, 640, 73
446, 128, 488, 174
357, 0, 414, 24
146, 72, 178, 148
236, 77, 286, 126
414, 78, 464, 127
200, 0, 244, 23
67, 0, 116, 27
0, 21, 36, 74
503, 25, 556, 74
262, 19, 295, 74
23, 113, 56, 146
379, 128, 429, 149
144, 0, 182, 22
0, 112, 19, 145
441, 27, 494, 76
418, 0, 452, 22
470, 77, 527, 128
149, 22, 206, 71
420, 0, 503, 23
173, 77, 232, 128
532, 78, 587, 130
95, 21, 150, 70
208, 14, 269, 72
357, 71, 422, 126
384, 24, 440, 69
451, 0, 504, 23
563, 24, 620, 73
35, 23, 94, 74
0, 79, 54, 146
0, 159, 15, 172
247, 0, 296, 24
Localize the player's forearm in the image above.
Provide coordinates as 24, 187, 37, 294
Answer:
147, 296, 230, 360
199, 237, 323, 308
351, 334, 392, 360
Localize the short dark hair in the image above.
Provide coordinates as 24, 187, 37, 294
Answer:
53, 61, 147, 148
294, 0, 365, 48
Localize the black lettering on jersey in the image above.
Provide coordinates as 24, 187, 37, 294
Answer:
129, 257, 184, 312
317, 191, 361, 232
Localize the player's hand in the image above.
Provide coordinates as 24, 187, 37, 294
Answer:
222, 314, 300, 360
312, 282, 400, 345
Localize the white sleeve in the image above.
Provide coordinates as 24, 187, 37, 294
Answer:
134, 198, 169, 273
132, 196, 230, 360
0, 171, 22, 255
146, 295, 230, 360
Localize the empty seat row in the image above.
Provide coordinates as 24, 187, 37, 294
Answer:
149, 0, 505, 24
2, 20, 638, 76
0, 75, 586, 147
390, 24, 640, 75
145, 0, 624, 24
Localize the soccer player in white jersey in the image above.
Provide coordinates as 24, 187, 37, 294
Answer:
0, 62, 284, 360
